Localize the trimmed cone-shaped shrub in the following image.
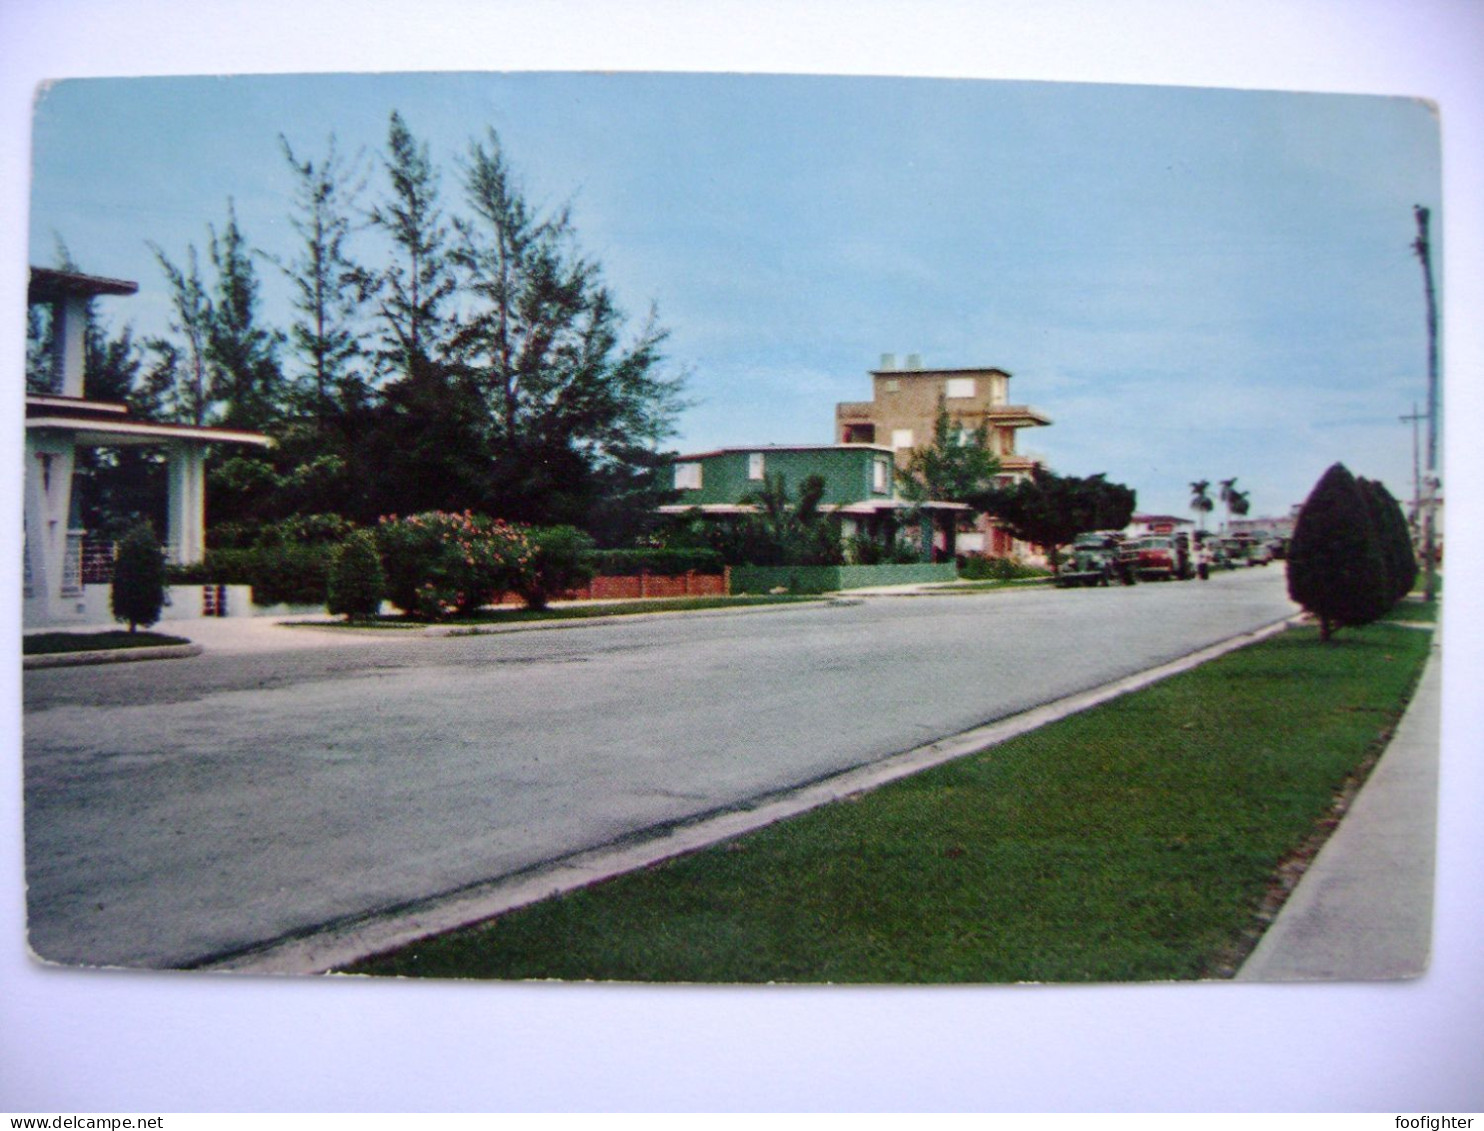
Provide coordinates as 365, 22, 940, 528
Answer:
327, 530, 386, 621
1365, 477, 1418, 603
1287, 463, 1390, 641
111, 522, 166, 632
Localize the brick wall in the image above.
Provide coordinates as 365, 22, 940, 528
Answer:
485, 569, 729, 605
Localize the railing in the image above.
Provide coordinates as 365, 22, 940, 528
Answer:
81, 537, 117, 584
61, 530, 85, 596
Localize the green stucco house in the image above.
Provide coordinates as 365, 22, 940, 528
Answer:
661, 444, 968, 564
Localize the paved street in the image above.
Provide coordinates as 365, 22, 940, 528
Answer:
23, 567, 1297, 968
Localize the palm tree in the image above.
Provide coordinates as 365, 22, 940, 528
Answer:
1229, 488, 1251, 520
1189, 479, 1214, 532
1218, 477, 1239, 533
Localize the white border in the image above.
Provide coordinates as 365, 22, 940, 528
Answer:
3, 0, 1481, 1113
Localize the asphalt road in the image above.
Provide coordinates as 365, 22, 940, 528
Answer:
23, 566, 1298, 968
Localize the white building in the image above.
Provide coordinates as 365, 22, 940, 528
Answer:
24, 267, 268, 627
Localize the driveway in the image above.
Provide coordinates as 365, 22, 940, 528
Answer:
23, 567, 1298, 968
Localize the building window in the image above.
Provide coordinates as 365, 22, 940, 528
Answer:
674, 462, 702, 490
873, 458, 890, 494
748, 452, 765, 480
945, 377, 976, 398
883, 378, 900, 393
892, 429, 914, 450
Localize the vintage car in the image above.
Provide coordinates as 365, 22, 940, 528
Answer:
1127, 534, 1193, 581
1056, 532, 1138, 587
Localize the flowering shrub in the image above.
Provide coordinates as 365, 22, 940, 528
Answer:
376, 511, 532, 619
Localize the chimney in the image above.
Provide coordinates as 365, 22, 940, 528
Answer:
879, 353, 897, 371
905, 353, 923, 370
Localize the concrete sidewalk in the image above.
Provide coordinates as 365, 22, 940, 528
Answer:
1237, 627, 1441, 981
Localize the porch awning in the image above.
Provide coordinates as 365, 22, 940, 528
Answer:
25, 412, 269, 448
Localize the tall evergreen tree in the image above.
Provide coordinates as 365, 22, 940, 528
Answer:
1287, 463, 1390, 641
451, 127, 682, 532
275, 133, 374, 430
368, 111, 458, 383
147, 242, 216, 425
206, 199, 286, 431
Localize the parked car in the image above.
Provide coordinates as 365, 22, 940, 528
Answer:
1220, 533, 1272, 567
1127, 535, 1192, 581
1056, 532, 1136, 587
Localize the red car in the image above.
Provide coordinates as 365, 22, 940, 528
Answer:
1128, 535, 1192, 581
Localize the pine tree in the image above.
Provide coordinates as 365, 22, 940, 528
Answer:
1287, 463, 1390, 641
206, 199, 286, 432
148, 243, 216, 425
368, 111, 457, 383
451, 127, 682, 533
275, 133, 374, 430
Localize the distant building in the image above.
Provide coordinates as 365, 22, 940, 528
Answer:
662, 443, 969, 561
1126, 514, 1195, 538
835, 355, 1051, 475
834, 356, 1052, 556
24, 267, 268, 627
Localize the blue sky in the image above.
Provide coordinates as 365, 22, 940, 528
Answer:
28, 71, 1441, 521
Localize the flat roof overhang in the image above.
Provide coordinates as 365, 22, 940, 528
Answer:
26, 415, 270, 448
672, 443, 896, 461
29, 267, 139, 302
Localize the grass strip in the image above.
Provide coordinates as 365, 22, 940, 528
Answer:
347, 622, 1431, 984
22, 630, 192, 655
1384, 599, 1438, 624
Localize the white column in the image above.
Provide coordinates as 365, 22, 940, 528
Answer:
166, 443, 207, 564
24, 433, 78, 623
51, 295, 89, 397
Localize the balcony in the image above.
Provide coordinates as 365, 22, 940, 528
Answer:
985, 404, 1052, 427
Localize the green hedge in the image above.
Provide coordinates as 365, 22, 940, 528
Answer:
957, 556, 1050, 581
168, 544, 335, 606
731, 562, 958, 594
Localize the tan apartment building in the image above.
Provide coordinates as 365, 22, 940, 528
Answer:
835, 355, 1052, 556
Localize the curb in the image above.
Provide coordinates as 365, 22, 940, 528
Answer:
202, 612, 1300, 976
23, 643, 205, 669
418, 596, 855, 637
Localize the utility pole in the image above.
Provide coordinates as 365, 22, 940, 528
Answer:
1400, 402, 1423, 530
1412, 206, 1440, 603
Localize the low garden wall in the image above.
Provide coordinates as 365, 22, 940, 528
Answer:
72, 583, 256, 623
730, 562, 958, 594
480, 569, 730, 606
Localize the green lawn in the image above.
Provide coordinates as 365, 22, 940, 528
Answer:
347, 621, 1432, 983
1384, 599, 1438, 624
23, 629, 192, 655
